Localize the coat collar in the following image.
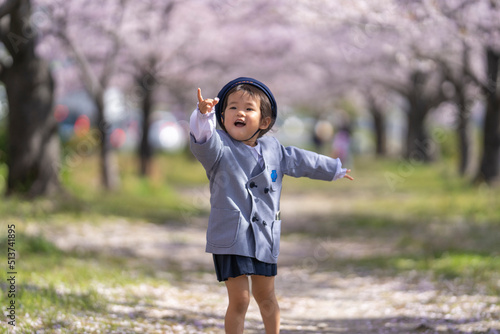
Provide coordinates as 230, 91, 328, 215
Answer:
219, 130, 276, 176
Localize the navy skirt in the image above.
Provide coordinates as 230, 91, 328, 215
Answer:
213, 254, 277, 282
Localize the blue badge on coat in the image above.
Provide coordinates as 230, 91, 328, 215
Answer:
271, 170, 278, 182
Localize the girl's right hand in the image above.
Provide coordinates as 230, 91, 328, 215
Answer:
197, 88, 219, 114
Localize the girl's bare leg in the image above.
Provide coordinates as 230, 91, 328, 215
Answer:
224, 275, 250, 334
251, 275, 280, 334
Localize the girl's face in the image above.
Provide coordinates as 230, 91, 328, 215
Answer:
223, 90, 271, 146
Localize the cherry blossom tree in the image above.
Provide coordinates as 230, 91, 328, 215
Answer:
119, 0, 297, 175
419, 0, 500, 183
117, 0, 178, 176
455, 0, 500, 185
22, 0, 499, 188
291, 0, 496, 178
39, 0, 131, 190
365, 1, 451, 162
116, 0, 234, 176
0, 0, 60, 197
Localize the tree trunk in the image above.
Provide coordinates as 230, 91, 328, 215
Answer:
404, 70, 437, 162
370, 104, 387, 157
95, 94, 119, 190
406, 103, 432, 162
405, 105, 432, 162
456, 85, 471, 176
138, 75, 154, 177
476, 48, 500, 184
1, 0, 61, 197
4, 59, 60, 197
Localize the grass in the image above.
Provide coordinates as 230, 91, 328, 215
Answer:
0, 149, 499, 331
281, 155, 500, 294
285, 155, 499, 224
0, 230, 171, 333
0, 151, 207, 332
0, 151, 206, 223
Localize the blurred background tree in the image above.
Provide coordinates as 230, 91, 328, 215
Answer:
432, 0, 500, 182
0, 0, 499, 197
41, 0, 130, 190
0, 0, 60, 197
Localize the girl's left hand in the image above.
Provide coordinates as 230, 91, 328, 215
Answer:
344, 169, 354, 180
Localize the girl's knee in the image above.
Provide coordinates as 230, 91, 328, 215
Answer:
251, 276, 279, 316
229, 295, 250, 314
252, 288, 276, 305
257, 297, 279, 317
225, 275, 251, 313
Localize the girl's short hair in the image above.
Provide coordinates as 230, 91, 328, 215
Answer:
222, 84, 275, 137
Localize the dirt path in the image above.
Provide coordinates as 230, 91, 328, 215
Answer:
28, 205, 500, 334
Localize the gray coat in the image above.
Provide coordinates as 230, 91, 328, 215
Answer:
190, 130, 341, 264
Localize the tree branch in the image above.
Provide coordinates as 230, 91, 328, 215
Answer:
57, 31, 102, 100
463, 50, 489, 92
374, 75, 409, 97
99, 0, 129, 87
0, 0, 17, 20
159, 1, 176, 31
0, 16, 9, 43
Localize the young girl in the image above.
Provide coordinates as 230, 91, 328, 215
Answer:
190, 77, 353, 333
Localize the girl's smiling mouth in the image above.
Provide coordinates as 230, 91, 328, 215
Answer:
234, 119, 246, 127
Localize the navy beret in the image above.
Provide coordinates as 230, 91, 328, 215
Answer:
214, 77, 277, 129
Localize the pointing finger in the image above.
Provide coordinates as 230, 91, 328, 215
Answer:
197, 88, 203, 103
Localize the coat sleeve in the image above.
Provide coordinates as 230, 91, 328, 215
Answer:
278, 139, 345, 181
189, 107, 217, 144
190, 129, 224, 174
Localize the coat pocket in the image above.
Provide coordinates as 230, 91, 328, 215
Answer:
207, 208, 241, 248
271, 220, 282, 258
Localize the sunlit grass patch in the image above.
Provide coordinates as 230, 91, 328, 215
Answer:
0, 234, 102, 332
391, 252, 500, 294
428, 253, 500, 279
18, 284, 105, 313
0, 231, 174, 333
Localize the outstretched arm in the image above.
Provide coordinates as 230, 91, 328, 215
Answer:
190, 88, 220, 144
279, 142, 353, 182
190, 88, 225, 173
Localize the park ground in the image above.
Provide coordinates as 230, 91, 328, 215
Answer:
1, 150, 500, 333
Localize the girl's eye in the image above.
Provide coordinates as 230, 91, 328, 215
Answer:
246, 108, 254, 111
